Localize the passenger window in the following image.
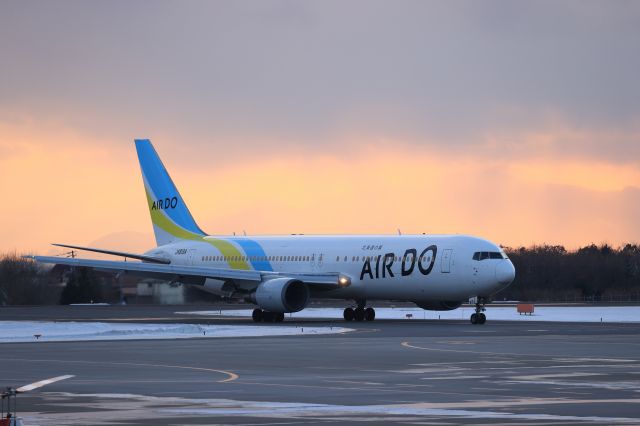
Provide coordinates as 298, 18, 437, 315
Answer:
336, 256, 340, 262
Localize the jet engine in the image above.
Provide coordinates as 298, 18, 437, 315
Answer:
250, 278, 310, 313
414, 300, 463, 311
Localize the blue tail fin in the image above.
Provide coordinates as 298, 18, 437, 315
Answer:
135, 139, 206, 246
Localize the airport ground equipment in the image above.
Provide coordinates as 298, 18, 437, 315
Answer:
517, 303, 535, 315
1, 375, 74, 426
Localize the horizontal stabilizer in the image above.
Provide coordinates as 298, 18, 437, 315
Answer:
52, 243, 170, 264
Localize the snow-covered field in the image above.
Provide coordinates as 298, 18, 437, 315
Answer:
0, 321, 351, 343
179, 306, 640, 323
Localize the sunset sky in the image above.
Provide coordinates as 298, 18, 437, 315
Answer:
1, 1, 639, 254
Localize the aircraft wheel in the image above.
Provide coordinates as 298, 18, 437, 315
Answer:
354, 307, 365, 322
343, 307, 354, 321
364, 307, 376, 321
478, 312, 486, 324
252, 308, 263, 323
262, 311, 275, 322
470, 313, 478, 324
275, 312, 285, 322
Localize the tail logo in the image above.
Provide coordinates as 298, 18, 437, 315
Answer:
151, 196, 178, 211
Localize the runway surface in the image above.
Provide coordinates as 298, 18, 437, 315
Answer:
1, 304, 639, 425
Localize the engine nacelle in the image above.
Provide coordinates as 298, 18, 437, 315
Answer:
414, 300, 463, 311
252, 278, 310, 313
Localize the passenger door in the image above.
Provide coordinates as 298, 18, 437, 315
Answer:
441, 248, 452, 273
188, 249, 197, 266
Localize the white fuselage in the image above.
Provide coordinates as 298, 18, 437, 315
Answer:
146, 234, 514, 303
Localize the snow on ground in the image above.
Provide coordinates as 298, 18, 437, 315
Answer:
179, 306, 640, 323
0, 321, 351, 343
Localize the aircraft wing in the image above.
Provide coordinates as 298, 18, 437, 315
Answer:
30, 256, 344, 288
52, 243, 170, 264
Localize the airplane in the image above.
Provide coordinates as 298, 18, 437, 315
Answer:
31, 139, 515, 325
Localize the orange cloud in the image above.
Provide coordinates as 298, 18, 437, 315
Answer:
509, 161, 640, 192
1, 119, 639, 255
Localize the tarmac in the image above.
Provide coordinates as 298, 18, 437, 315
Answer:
1, 304, 639, 425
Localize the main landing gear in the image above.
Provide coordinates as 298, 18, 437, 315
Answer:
470, 297, 487, 325
252, 308, 285, 323
343, 301, 376, 322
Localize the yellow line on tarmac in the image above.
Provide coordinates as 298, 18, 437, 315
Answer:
401, 341, 520, 356
0, 358, 239, 383
114, 362, 239, 383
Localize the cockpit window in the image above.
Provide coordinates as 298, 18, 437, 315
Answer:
472, 251, 505, 261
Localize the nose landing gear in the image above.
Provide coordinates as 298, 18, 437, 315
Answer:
470, 298, 487, 325
344, 301, 376, 322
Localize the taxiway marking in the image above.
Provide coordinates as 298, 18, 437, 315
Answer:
0, 358, 238, 383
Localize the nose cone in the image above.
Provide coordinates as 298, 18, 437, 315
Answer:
495, 260, 516, 286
